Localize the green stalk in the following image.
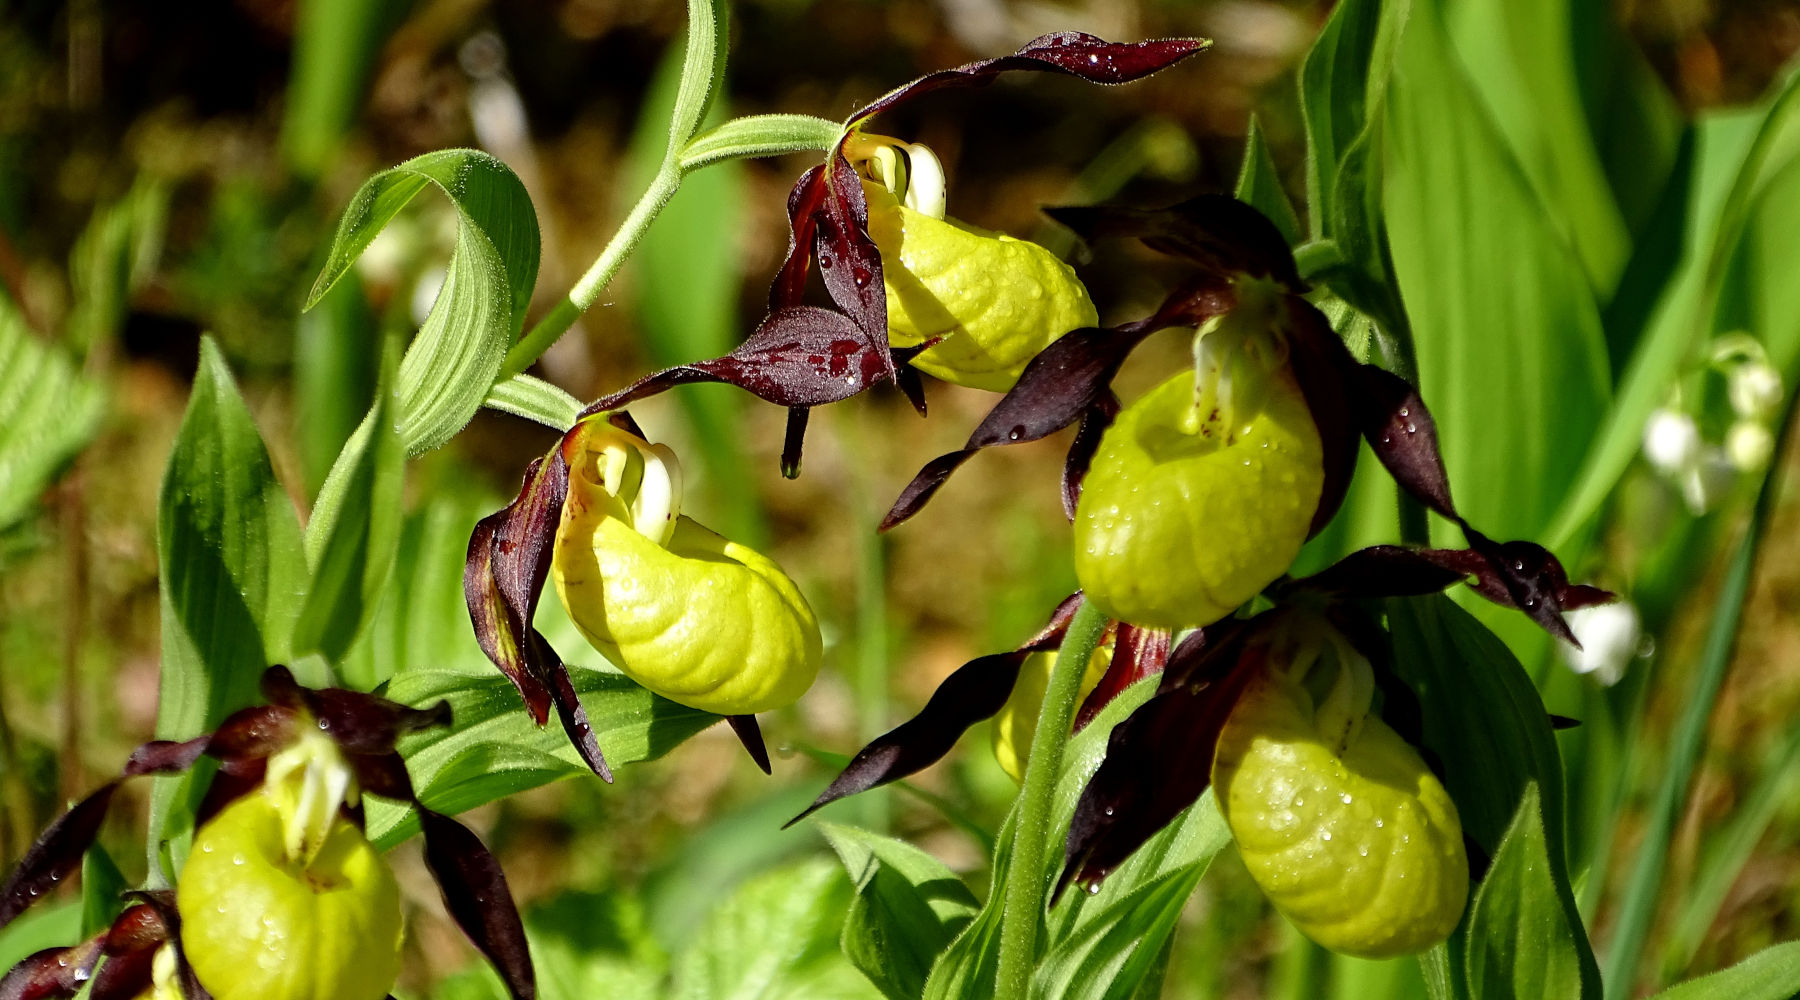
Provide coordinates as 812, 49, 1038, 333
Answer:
994, 599, 1109, 998
1599, 381, 1797, 997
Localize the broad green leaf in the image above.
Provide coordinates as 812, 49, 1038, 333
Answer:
1235, 116, 1300, 247
669, 857, 884, 1000
922, 676, 1161, 1000
306, 149, 540, 454
1034, 792, 1232, 1000
79, 843, 128, 938
66, 177, 168, 354
152, 337, 307, 871
821, 823, 980, 1000
1438, 0, 1630, 293
1386, 595, 1600, 999
483, 374, 581, 432
0, 900, 79, 978
1298, 0, 1380, 239
1646, 942, 1800, 1000
281, 0, 403, 176
414, 891, 668, 1000
293, 339, 404, 673
1729, 151, 1800, 370
1382, 0, 1610, 543
365, 667, 717, 848
680, 114, 842, 172
1464, 784, 1585, 1000
0, 299, 104, 531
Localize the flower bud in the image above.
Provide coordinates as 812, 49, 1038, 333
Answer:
1728, 360, 1783, 421
553, 419, 822, 715
1074, 290, 1324, 628
1642, 408, 1700, 477
990, 643, 1112, 783
177, 793, 402, 1000
1726, 419, 1775, 472
1558, 601, 1641, 687
850, 134, 1098, 391
1212, 632, 1467, 958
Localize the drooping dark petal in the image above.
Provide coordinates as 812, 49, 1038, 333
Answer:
0, 784, 119, 929
418, 808, 535, 1000
786, 651, 1030, 828
1019, 591, 1087, 652
349, 751, 418, 803
851, 33, 1209, 124
200, 706, 296, 763
770, 165, 829, 311
298, 692, 451, 757
1353, 363, 1456, 521
780, 407, 810, 480
880, 324, 1150, 530
1074, 624, 1169, 731
0, 939, 103, 1000
123, 737, 213, 777
815, 151, 895, 383
1285, 299, 1361, 537
544, 644, 612, 782
464, 451, 570, 725
578, 306, 890, 416
123, 891, 210, 1000
1060, 629, 1262, 893
1285, 545, 1477, 599
1061, 396, 1118, 520
1044, 195, 1300, 289
726, 715, 772, 775
89, 904, 168, 1000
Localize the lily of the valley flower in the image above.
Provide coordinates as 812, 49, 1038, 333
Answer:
0, 667, 536, 1000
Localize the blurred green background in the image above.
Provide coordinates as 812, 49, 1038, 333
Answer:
1, 0, 1798, 997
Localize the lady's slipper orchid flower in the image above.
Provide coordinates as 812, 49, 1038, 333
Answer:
552, 417, 822, 716
845, 132, 1099, 392
570, 33, 1206, 477
465, 412, 816, 779
0, 667, 536, 1000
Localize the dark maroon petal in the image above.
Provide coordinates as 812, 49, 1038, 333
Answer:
1074, 625, 1169, 731
727, 715, 772, 775
893, 359, 928, 416
0, 784, 118, 929
1044, 195, 1299, 288
815, 152, 894, 383
1285, 299, 1360, 537
787, 651, 1030, 827
301, 687, 452, 755
780, 407, 810, 480
1354, 364, 1455, 521
464, 451, 569, 725
0, 939, 103, 1000
1288, 545, 1477, 598
852, 33, 1208, 124
579, 306, 889, 416
1061, 397, 1118, 520
121, 891, 210, 1000
1019, 592, 1087, 652
545, 648, 613, 782
350, 752, 418, 803
879, 450, 976, 531
1060, 633, 1260, 893
770, 166, 829, 311
122, 737, 212, 777
201, 706, 296, 762
418, 808, 535, 1000
89, 905, 166, 1000
194, 760, 265, 829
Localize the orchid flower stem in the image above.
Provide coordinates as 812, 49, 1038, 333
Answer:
994, 598, 1108, 999
501, 164, 683, 379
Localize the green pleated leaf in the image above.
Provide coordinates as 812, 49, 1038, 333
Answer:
822, 823, 980, 1000
1034, 791, 1232, 1000
364, 667, 718, 848
1235, 116, 1300, 247
1382, 0, 1610, 544
1464, 784, 1586, 1000
679, 114, 842, 172
1645, 942, 1800, 1000
307, 149, 540, 455
922, 676, 1161, 1000
292, 338, 405, 671
1386, 595, 1600, 999
1437, 0, 1631, 294
1298, 0, 1380, 241
294, 269, 379, 496
0, 300, 104, 531
668, 857, 884, 1000
151, 337, 307, 870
